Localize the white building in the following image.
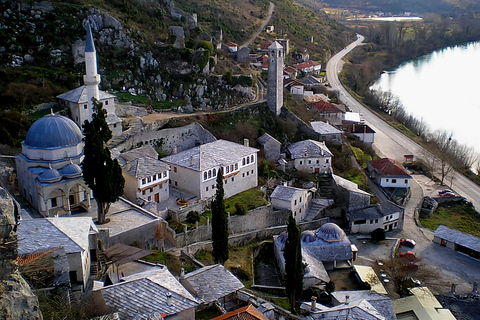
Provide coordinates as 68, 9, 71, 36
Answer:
57, 24, 122, 135
162, 139, 259, 200
270, 185, 312, 222
18, 217, 98, 291
286, 139, 333, 174
347, 202, 403, 233
367, 158, 412, 189
115, 145, 170, 205
15, 114, 92, 217
311, 121, 342, 144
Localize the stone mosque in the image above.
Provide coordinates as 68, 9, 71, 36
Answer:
15, 24, 120, 216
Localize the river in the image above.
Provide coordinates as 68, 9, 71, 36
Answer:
371, 41, 480, 154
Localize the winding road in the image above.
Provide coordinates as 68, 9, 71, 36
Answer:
239, 2, 275, 49
326, 34, 480, 210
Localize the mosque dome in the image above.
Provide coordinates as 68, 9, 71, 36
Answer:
24, 114, 82, 149
61, 162, 82, 179
301, 230, 318, 243
38, 167, 62, 183
316, 223, 346, 242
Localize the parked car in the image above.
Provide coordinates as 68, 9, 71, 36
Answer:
440, 192, 456, 198
438, 189, 453, 195
400, 239, 416, 248
400, 251, 416, 260
402, 262, 419, 271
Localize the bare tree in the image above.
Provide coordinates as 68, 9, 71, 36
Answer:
432, 130, 454, 185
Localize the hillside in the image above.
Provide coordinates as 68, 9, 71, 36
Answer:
0, 0, 350, 146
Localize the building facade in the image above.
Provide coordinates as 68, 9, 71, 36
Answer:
286, 140, 333, 174
270, 185, 311, 222
367, 158, 412, 189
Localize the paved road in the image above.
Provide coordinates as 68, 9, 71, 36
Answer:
326, 34, 480, 210
239, 2, 275, 49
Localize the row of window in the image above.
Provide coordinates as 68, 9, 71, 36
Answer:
141, 183, 163, 195
202, 157, 255, 181
242, 155, 255, 166
385, 178, 408, 184
141, 171, 167, 185
299, 159, 329, 165
294, 196, 303, 206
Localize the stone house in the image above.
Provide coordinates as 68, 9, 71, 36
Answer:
311, 100, 345, 126
311, 121, 342, 144
296, 60, 321, 76
115, 145, 170, 205
283, 78, 305, 95
367, 158, 412, 189
333, 174, 371, 212
283, 65, 298, 79
162, 139, 259, 200
257, 133, 281, 162
347, 202, 404, 233
286, 140, 333, 174
345, 123, 376, 146
270, 185, 312, 222
18, 217, 98, 292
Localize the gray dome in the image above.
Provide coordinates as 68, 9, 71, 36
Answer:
301, 230, 317, 243
38, 167, 62, 183
25, 114, 82, 149
61, 163, 82, 178
316, 223, 345, 242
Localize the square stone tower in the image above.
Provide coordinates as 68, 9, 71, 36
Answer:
267, 41, 284, 116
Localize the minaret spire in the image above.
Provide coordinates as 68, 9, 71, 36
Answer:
83, 22, 100, 119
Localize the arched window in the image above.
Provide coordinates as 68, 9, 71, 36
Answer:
208, 170, 212, 178
251, 155, 254, 162
235, 163, 238, 170
247, 157, 250, 164
204, 172, 207, 180
230, 165, 233, 172
213, 168, 216, 177
243, 158, 246, 165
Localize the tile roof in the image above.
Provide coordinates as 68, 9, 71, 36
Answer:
369, 158, 411, 178
211, 305, 268, 320
97, 268, 198, 320
311, 100, 345, 114
119, 145, 159, 162
257, 133, 281, 146
18, 217, 97, 255
226, 41, 238, 47
333, 174, 371, 196
302, 248, 330, 283
332, 291, 396, 320
287, 139, 333, 159
311, 121, 342, 135
434, 225, 480, 253
162, 139, 259, 171
347, 123, 376, 134
181, 264, 244, 304
270, 185, 306, 201
349, 202, 401, 221
303, 299, 386, 320
57, 86, 116, 104
124, 157, 170, 179
301, 75, 322, 85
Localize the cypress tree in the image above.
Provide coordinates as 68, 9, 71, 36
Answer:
82, 100, 125, 224
284, 215, 304, 313
211, 170, 229, 264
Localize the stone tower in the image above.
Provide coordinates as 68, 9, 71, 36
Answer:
83, 23, 100, 121
267, 41, 284, 116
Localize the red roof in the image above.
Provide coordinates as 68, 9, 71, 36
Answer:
211, 305, 268, 320
296, 60, 320, 70
226, 41, 238, 47
260, 40, 273, 50
311, 100, 344, 113
369, 158, 410, 176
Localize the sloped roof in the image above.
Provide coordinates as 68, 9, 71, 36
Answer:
434, 225, 480, 253
162, 139, 259, 172
181, 264, 244, 304
311, 121, 342, 135
301, 75, 322, 86
211, 305, 268, 320
226, 41, 238, 47
311, 100, 345, 114
257, 133, 281, 147
104, 243, 152, 266
302, 240, 352, 261
392, 287, 456, 320
270, 185, 306, 201
18, 217, 97, 255
349, 202, 402, 221
333, 174, 371, 196
268, 41, 283, 50
97, 268, 198, 320
369, 158, 411, 178
57, 86, 116, 104
124, 157, 170, 179
332, 291, 396, 320
287, 139, 333, 159
348, 123, 376, 134
120, 145, 159, 162
302, 248, 330, 283
303, 299, 386, 320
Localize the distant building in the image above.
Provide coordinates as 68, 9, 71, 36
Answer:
270, 185, 312, 222
367, 158, 412, 189
345, 123, 376, 146
347, 202, 403, 233
267, 41, 284, 116
257, 133, 281, 162
286, 139, 333, 174
275, 39, 290, 54
57, 24, 121, 136
162, 139, 259, 200
225, 41, 238, 52
433, 225, 480, 259
311, 121, 342, 144
311, 100, 345, 126
283, 78, 304, 95
392, 287, 456, 320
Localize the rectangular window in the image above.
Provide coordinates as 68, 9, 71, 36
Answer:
163, 171, 167, 178
247, 172, 249, 176
142, 178, 146, 185
142, 190, 146, 195
149, 188, 153, 193
235, 163, 238, 170
51, 198, 57, 207
212, 185, 215, 189
326, 159, 329, 163
370, 220, 374, 224
174, 167, 177, 173
206, 187, 209, 191
251, 170, 253, 174
148, 196, 151, 201
105, 100, 109, 105
386, 179, 389, 182
175, 181, 178, 186
147, 177, 151, 183
316, 160, 319, 164
300, 197, 302, 202
153, 175, 157, 181
242, 173, 245, 177
354, 220, 366, 225
309, 160, 312, 164
84, 104, 87, 109
300, 161, 303, 165
405, 179, 408, 183
294, 200, 297, 205
392, 179, 397, 183
375, 219, 378, 223
232, 177, 234, 182
225, 179, 228, 184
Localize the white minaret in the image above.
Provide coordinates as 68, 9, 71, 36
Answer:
267, 41, 284, 116
83, 23, 100, 123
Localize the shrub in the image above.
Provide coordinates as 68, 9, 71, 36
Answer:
371, 228, 386, 242
185, 211, 200, 224
235, 202, 247, 215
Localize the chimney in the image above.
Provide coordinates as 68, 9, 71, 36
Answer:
172, 146, 177, 154
180, 268, 185, 278
244, 138, 249, 147
310, 296, 317, 311
345, 295, 350, 305
166, 292, 173, 306
190, 156, 194, 166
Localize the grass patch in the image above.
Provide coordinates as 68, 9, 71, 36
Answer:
224, 189, 268, 215
350, 145, 372, 168
27, 106, 63, 120
270, 298, 290, 311
196, 305, 223, 320
420, 203, 480, 237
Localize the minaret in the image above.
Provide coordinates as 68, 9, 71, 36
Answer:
83, 23, 100, 123
267, 41, 284, 116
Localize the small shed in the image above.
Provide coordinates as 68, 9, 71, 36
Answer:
433, 225, 480, 259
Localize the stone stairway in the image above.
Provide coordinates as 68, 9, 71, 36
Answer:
304, 199, 326, 221
317, 175, 335, 198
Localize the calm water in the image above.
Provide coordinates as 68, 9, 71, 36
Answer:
371, 41, 480, 153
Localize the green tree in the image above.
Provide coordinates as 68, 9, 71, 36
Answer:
82, 100, 125, 224
284, 215, 304, 313
211, 170, 229, 264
